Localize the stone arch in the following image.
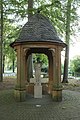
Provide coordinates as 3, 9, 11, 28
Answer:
24, 47, 54, 95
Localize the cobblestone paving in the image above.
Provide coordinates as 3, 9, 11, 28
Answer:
0, 90, 80, 120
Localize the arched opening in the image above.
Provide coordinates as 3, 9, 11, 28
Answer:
25, 48, 53, 96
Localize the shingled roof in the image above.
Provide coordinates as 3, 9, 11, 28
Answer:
12, 13, 65, 46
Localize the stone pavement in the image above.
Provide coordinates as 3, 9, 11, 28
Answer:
0, 89, 80, 120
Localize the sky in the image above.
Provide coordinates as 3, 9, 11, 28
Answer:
69, 8, 80, 60
61, 32, 80, 64
69, 38, 80, 59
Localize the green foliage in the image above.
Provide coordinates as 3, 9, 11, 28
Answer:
33, 54, 48, 66
3, 22, 20, 56
2, 0, 80, 72
38, 0, 65, 35
33, 53, 48, 73
70, 56, 80, 74
3, 0, 28, 19
34, 0, 79, 38
3, 21, 20, 71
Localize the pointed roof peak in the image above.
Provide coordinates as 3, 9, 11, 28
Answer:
14, 13, 64, 45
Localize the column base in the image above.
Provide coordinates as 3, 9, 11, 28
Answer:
52, 90, 62, 102
14, 89, 26, 102
52, 84, 63, 102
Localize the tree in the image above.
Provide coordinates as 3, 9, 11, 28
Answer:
36, 0, 79, 83
62, 0, 79, 83
0, 0, 3, 82
3, 22, 20, 72
62, 0, 71, 83
2, 0, 24, 73
27, 0, 33, 81
33, 53, 48, 65
1, 0, 80, 78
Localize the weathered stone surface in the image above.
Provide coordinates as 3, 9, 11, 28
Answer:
34, 63, 41, 85
34, 62, 42, 98
14, 89, 26, 102
34, 85, 42, 98
52, 90, 62, 102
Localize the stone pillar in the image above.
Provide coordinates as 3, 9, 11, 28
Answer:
14, 46, 26, 102
24, 48, 29, 84
48, 52, 53, 94
52, 47, 62, 101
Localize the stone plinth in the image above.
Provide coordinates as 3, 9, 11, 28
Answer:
34, 62, 41, 85
34, 85, 42, 98
14, 89, 26, 102
52, 90, 62, 101
52, 84, 63, 102
34, 62, 42, 98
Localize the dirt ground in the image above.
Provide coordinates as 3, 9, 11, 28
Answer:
63, 78, 80, 92
0, 77, 16, 90
0, 77, 80, 92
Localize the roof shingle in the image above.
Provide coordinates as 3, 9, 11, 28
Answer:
15, 13, 64, 44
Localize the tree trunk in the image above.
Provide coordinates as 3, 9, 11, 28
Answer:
28, 0, 33, 20
12, 59, 15, 73
62, 46, 69, 83
3, 54, 5, 73
27, 0, 33, 81
0, 0, 3, 82
3, 42, 6, 73
62, 0, 71, 83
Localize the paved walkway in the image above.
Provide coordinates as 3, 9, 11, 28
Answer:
0, 89, 80, 120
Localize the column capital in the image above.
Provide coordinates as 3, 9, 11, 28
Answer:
49, 48, 56, 57
23, 48, 30, 56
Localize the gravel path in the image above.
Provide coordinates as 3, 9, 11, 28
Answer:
0, 89, 80, 120
0, 77, 80, 120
